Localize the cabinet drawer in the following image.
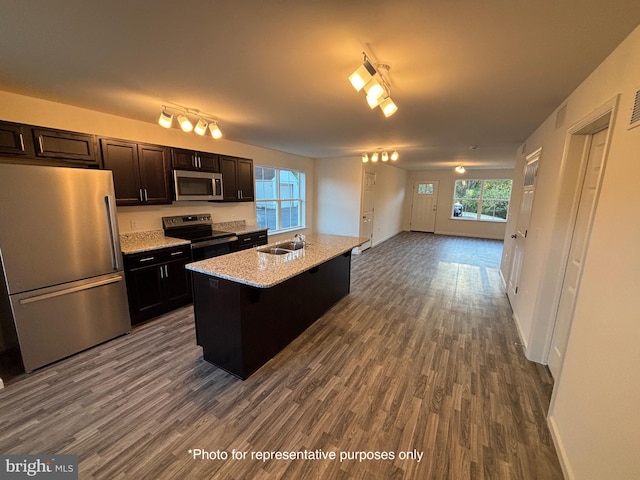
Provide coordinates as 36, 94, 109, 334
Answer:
124, 246, 191, 269
236, 231, 268, 250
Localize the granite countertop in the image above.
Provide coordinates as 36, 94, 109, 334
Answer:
120, 230, 190, 255
212, 221, 267, 236
186, 233, 367, 288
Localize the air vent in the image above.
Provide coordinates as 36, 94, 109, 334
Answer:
520, 143, 527, 156
555, 104, 567, 130
630, 88, 640, 130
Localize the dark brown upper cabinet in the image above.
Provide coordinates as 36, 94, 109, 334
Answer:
32, 127, 99, 166
172, 148, 219, 172
101, 138, 171, 206
219, 155, 254, 202
0, 121, 33, 157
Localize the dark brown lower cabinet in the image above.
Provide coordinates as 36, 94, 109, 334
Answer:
124, 246, 192, 325
191, 251, 352, 379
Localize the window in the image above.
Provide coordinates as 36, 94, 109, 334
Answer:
452, 179, 512, 222
417, 183, 434, 195
255, 166, 305, 232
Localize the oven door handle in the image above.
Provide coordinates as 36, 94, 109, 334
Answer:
191, 236, 238, 249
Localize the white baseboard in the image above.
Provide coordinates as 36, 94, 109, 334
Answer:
434, 230, 505, 240
548, 414, 574, 480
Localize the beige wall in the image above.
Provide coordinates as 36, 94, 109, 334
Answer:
0, 91, 315, 238
501, 25, 640, 480
315, 157, 407, 246
403, 169, 514, 240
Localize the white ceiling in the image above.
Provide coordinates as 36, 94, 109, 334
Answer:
1, 1, 640, 170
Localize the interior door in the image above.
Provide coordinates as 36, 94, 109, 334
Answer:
507, 151, 540, 304
410, 181, 438, 232
360, 171, 375, 250
548, 127, 608, 378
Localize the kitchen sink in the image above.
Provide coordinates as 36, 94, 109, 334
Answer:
276, 241, 304, 251
257, 247, 294, 255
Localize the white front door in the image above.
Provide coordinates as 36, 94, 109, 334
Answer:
410, 181, 438, 232
507, 150, 540, 305
548, 127, 608, 378
360, 171, 375, 250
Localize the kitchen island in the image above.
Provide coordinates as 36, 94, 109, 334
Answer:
186, 233, 366, 379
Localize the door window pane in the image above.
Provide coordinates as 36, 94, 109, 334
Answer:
417, 183, 434, 195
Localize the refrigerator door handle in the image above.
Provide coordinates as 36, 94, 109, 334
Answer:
105, 195, 122, 270
19, 275, 124, 305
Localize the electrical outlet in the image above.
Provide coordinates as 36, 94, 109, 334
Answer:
130, 220, 138, 230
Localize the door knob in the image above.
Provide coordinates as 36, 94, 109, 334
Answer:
511, 234, 517, 239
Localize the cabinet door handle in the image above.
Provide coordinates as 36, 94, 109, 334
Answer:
159, 265, 164, 278
198, 156, 201, 168
140, 256, 155, 262
19, 133, 25, 151
192, 155, 196, 168
37, 135, 45, 153
144, 189, 148, 201
170, 251, 183, 256
139, 189, 144, 201
164, 265, 169, 277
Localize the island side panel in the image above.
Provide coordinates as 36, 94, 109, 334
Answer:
191, 251, 353, 379
191, 273, 246, 377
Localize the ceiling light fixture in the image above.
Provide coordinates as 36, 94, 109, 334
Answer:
349, 52, 398, 118
361, 149, 399, 163
455, 165, 466, 173
158, 105, 223, 140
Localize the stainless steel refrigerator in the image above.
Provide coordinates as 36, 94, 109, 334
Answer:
0, 163, 131, 372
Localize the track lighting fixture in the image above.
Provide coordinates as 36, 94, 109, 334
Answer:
361, 150, 399, 163
455, 165, 466, 173
349, 52, 398, 118
158, 105, 223, 140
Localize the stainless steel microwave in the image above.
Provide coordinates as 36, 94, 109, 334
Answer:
173, 170, 224, 201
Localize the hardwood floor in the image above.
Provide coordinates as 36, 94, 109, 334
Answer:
0, 232, 563, 479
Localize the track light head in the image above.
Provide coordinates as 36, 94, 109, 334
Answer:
177, 114, 193, 132
349, 58, 376, 92
361, 153, 369, 163
209, 122, 222, 139
194, 119, 208, 136
158, 108, 173, 128
382, 151, 389, 162
380, 97, 398, 117
391, 150, 399, 161
455, 165, 466, 173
